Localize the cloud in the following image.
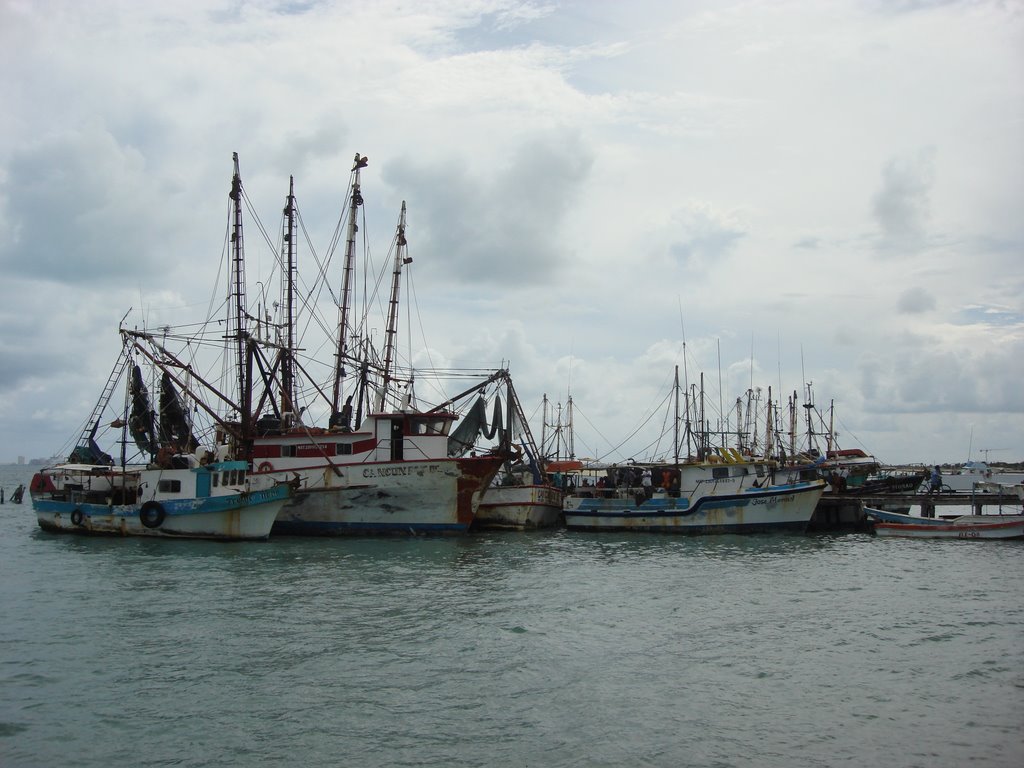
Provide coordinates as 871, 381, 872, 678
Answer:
381, 132, 594, 287
667, 201, 746, 268
0, 1, 1022, 466
0, 126, 169, 284
897, 286, 936, 314
872, 147, 936, 253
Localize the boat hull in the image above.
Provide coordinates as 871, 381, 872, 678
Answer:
269, 454, 505, 535
563, 482, 824, 534
871, 513, 1024, 540
33, 485, 289, 540
475, 484, 564, 530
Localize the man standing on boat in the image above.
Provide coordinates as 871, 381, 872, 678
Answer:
641, 468, 653, 500
929, 465, 943, 494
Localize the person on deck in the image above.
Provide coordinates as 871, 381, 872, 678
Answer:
929, 465, 942, 494
641, 468, 653, 500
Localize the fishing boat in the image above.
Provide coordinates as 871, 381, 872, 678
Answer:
475, 483, 564, 530
29, 339, 290, 541
473, 383, 563, 531
251, 409, 506, 535
865, 507, 1024, 540
561, 367, 826, 534
766, 385, 881, 493
26, 152, 316, 541
30, 459, 288, 539
562, 460, 825, 534
220, 154, 509, 535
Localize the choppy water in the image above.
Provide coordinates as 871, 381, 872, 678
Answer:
1, 463, 1022, 767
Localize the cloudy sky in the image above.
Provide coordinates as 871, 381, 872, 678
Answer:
1, 0, 1022, 467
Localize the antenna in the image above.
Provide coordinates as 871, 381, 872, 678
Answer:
978, 448, 1006, 462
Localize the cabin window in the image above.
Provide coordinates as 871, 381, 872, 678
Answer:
282, 445, 297, 458
212, 473, 219, 488
414, 417, 448, 436
755, 464, 766, 477
222, 471, 229, 486
712, 467, 729, 480
158, 479, 182, 493
336, 443, 352, 456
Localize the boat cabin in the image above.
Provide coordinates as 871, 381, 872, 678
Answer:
251, 411, 458, 469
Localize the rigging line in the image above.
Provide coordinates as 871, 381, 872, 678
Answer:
295, 205, 341, 308
749, 332, 754, 393
407, 267, 441, 395
629, 386, 677, 462
571, 393, 666, 463
291, 213, 341, 347
240, 186, 279, 257
404, 246, 412, 387
205, 220, 230, 327
322, 166, 358, 264
717, 338, 724, 440
776, 331, 783, 413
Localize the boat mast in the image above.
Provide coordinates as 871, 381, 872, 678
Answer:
747, 389, 759, 456
566, 395, 575, 460
228, 153, 252, 447
506, 375, 541, 466
378, 201, 410, 410
803, 382, 816, 455
699, 373, 706, 459
734, 396, 743, 452
673, 365, 680, 465
540, 393, 549, 460
827, 399, 835, 454
789, 391, 797, 458
330, 153, 367, 427
280, 175, 297, 422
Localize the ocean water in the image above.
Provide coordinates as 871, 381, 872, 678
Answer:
1, 463, 1022, 768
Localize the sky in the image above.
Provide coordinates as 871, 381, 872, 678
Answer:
1, 0, 1022, 467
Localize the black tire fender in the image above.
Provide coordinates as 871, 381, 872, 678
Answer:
139, 501, 166, 529
70, 509, 85, 527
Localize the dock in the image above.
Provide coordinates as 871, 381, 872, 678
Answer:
809, 490, 1023, 532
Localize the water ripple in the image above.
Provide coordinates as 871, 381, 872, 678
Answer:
1, 479, 1023, 767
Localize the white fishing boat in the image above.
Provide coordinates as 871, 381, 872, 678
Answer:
251, 411, 507, 535
560, 368, 826, 534
32, 321, 290, 541
865, 507, 1024, 540
212, 153, 509, 535
563, 460, 825, 534
30, 460, 288, 540
28, 152, 315, 541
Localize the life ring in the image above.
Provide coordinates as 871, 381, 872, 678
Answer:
70, 509, 85, 527
258, 461, 274, 472
139, 501, 166, 529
